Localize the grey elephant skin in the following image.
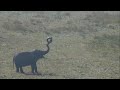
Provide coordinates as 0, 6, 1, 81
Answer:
13, 37, 52, 74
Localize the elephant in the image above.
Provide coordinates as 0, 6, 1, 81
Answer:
13, 37, 52, 74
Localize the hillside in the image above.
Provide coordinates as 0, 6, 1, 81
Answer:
0, 11, 119, 79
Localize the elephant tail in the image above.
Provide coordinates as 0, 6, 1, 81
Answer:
13, 53, 17, 69
13, 56, 15, 69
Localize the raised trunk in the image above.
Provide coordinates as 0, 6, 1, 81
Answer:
43, 43, 50, 55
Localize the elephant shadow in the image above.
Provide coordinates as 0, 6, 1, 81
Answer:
23, 72, 58, 77
23, 72, 42, 76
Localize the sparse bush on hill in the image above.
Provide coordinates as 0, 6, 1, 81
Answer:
2, 20, 27, 33
87, 34, 120, 58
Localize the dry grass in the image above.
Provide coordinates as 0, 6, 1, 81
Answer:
0, 11, 119, 79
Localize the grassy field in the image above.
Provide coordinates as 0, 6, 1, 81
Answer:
0, 11, 120, 79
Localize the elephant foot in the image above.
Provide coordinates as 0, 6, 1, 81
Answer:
20, 71, 25, 74
16, 71, 19, 73
36, 72, 42, 75
32, 71, 35, 74
32, 72, 41, 75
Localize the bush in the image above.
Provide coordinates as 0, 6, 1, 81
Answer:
87, 34, 120, 57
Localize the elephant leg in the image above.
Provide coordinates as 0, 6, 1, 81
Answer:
20, 67, 24, 73
31, 65, 35, 74
31, 63, 38, 74
16, 67, 19, 72
33, 63, 38, 74
34, 65, 38, 74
